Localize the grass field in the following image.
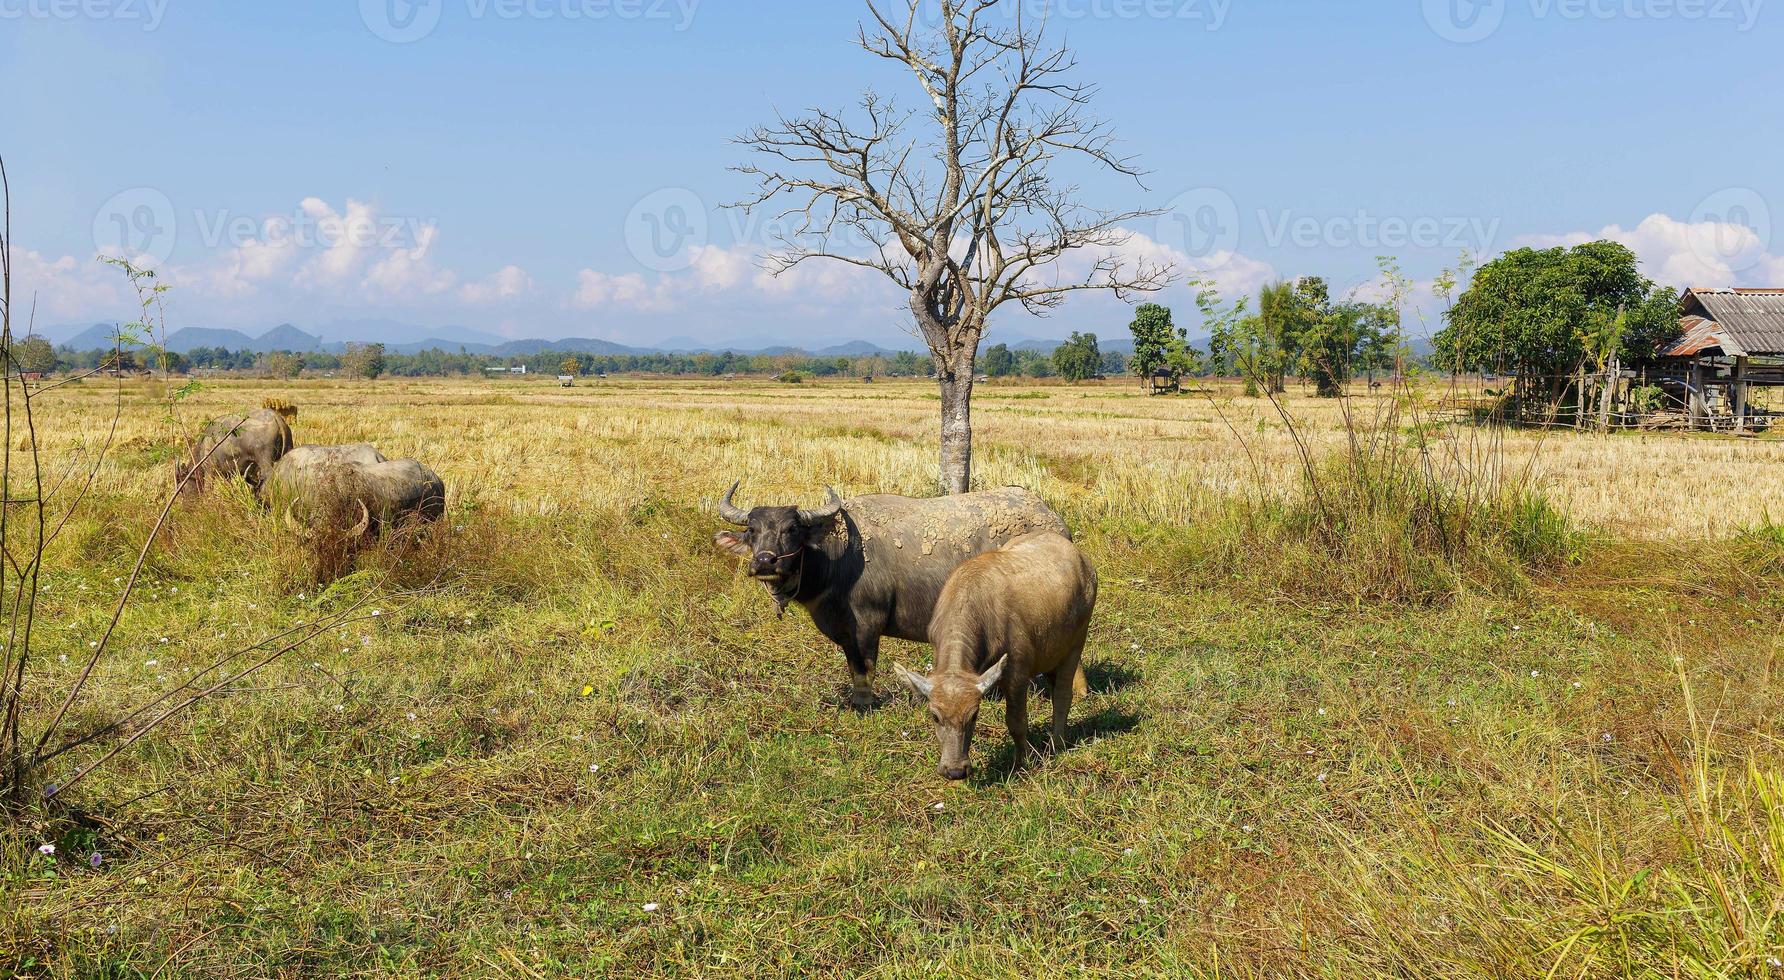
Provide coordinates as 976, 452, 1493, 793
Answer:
7, 374, 1784, 977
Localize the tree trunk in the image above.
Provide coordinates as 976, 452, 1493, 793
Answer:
937, 355, 974, 495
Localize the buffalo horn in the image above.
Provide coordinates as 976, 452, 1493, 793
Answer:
718, 480, 750, 526
797, 486, 843, 524
348, 499, 372, 539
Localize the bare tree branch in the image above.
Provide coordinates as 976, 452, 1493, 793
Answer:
735, 0, 1173, 491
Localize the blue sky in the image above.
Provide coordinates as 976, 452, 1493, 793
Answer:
4, 0, 1779, 349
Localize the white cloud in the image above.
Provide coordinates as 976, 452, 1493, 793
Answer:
571, 269, 674, 312
1513, 213, 1783, 289
362, 224, 457, 301
4, 246, 134, 325
459, 264, 533, 303
296, 197, 381, 287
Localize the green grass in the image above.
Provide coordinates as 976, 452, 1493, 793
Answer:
6, 386, 1784, 977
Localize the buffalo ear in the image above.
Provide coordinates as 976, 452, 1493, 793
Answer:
893, 663, 933, 700
713, 530, 753, 557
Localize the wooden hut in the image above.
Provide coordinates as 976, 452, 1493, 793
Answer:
1651, 288, 1784, 431
1148, 367, 1180, 395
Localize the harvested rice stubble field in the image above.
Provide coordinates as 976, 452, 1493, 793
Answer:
6, 375, 1784, 977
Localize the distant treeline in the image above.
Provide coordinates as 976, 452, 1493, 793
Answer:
46, 341, 1136, 380
49, 343, 942, 379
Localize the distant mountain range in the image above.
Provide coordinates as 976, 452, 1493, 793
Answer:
41, 322, 949, 359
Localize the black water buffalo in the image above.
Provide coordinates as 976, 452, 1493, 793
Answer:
175, 407, 294, 496
713, 482, 1082, 710
264, 444, 446, 535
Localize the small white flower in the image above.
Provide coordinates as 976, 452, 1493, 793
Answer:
642, 902, 660, 912
145, 659, 157, 667
932, 802, 944, 811
1242, 824, 1254, 833
1511, 625, 1521, 632
1572, 681, 1582, 689
1530, 670, 1540, 678
371, 610, 382, 617
1316, 708, 1325, 716
333, 704, 344, 712
407, 712, 417, 721
1136, 897, 1149, 906
38, 843, 55, 855
1317, 773, 1327, 782
589, 764, 600, 773
158, 637, 167, 644
88, 641, 98, 648
1602, 732, 1613, 742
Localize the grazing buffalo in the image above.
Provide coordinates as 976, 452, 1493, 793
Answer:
264, 444, 446, 535
895, 532, 1098, 780
713, 482, 1083, 710
175, 408, 294, 496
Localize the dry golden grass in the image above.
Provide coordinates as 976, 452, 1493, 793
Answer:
49, 373, 1784, 539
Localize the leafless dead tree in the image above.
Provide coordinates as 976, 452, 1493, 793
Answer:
736, 0, 1173, 493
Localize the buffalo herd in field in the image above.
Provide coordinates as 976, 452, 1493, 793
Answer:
180, 405, 1097, 780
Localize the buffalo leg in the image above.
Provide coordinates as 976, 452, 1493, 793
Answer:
1005, 677, 1032, 769
1049, 649, 1083, 754
1072, 662, 1089, 698
839, 633, 877, 711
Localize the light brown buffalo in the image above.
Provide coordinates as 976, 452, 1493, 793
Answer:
895, 531, 1097, 780
175, 407, 294, 496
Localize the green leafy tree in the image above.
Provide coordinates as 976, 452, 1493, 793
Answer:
981, 343, 1017, 377
1128, 304, 1180, 385
7, 335, 56, 374
1435, 241, 1676, 407
262, 351, 304, 379
1052, 332, 1102, 382
1192, 279, 1247, 378
341, 342, 386, 380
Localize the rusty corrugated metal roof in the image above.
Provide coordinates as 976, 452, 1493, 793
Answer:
1675, 288, 1784, 356
1660, 315, 1727, 358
